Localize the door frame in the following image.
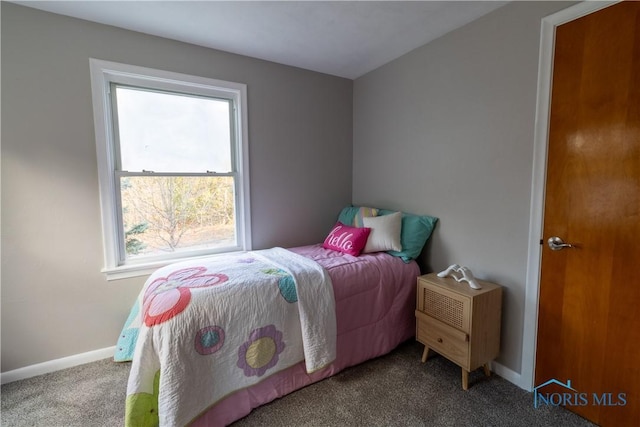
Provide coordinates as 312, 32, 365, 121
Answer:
521, 0, 620, 391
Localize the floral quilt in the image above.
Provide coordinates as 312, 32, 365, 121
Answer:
116, 247, 336, 427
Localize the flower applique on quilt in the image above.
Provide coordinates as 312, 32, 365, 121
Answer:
194, 325, 226, 356
237, 325, 286, 377
262, 268, 298, 303
143, 267, 229, 327
114, 302, 141, 362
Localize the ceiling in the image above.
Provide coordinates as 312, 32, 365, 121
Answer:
13, 1, 509, 79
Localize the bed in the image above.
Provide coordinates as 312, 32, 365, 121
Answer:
115, 207, 437, 426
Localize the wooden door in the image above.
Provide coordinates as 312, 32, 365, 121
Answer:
535, 2, 640, 426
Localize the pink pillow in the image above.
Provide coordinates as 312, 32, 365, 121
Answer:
322, 222, 371, 256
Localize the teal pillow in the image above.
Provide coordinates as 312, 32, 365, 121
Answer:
337, 206, 361, 226
337, 206, 438, 262
338, 206, 379, 227
379, 209, 438, 263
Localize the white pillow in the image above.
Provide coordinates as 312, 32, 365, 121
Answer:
362, 211, 402, 253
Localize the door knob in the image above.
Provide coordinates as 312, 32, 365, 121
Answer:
547, 236, 574, 251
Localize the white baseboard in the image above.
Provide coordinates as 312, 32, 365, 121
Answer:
492, 361, 530, 391
2, 345, 528, 393
1, 346, 116, 385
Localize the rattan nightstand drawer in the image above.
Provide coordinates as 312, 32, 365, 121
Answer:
416, 310, 469, 368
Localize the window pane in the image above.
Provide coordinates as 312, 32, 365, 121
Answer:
115, 86, 232, 173
120, 176, 236, 259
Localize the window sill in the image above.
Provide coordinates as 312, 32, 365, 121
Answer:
102, 250, 246, 281
102, 261, 172, 281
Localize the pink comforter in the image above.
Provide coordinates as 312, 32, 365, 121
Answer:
192, 244, 420, 426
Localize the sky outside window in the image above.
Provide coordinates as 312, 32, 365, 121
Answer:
115, 86, 232, 173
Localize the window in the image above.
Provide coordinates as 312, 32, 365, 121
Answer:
90, 59, 250, 279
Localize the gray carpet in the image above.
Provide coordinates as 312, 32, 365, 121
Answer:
1, 340, 594, 427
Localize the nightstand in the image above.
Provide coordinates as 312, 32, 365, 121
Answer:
415, 272, 502, 390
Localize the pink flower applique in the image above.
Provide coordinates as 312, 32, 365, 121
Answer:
194, 325, 225, 355
143, 267, 228, 327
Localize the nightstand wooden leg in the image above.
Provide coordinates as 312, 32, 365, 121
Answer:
421, 346, 430, 363
462, 370, 469, 390
483, 363, 491, 377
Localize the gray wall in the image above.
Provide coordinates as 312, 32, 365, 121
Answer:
2, 0, 577, 380
1, 3, 353, 372
353, 1, 572, 374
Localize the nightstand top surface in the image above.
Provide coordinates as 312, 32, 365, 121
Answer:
419, 272, 501, 296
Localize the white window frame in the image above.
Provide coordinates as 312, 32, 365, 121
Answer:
89, 59, 251, 280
